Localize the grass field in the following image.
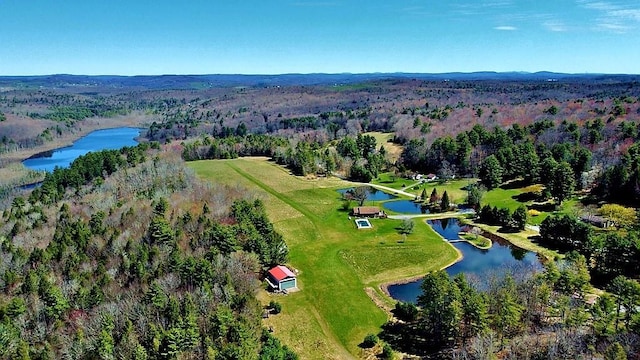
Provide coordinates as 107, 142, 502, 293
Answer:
189, 158, 459, 359
365, 132, 403, 163
483, 183, 579, 225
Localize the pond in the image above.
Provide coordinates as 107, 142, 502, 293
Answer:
382, 200, 430, 214
387, 218, 542, 303
338, 187, 397, 201
22, 127, 141, 172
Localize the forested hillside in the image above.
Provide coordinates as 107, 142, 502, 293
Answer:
0, 144, 295, 359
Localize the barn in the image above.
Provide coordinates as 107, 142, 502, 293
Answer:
266, 265, 297, 291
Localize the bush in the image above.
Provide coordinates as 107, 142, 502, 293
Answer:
393, 301, 418, 321
362, 333, 378, 348
381, 342, 394, 359
269, 300, 282, 314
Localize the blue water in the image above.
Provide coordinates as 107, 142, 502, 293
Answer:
427, 218, 462, 239
388, 218, 542, 303
22, 127, 141, 172
338, 187, 397, 201
383, 200, 430, 214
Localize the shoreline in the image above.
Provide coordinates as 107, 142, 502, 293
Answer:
0, 116, 147, 166
378, 231, 464, 298
376, 216, 542, 302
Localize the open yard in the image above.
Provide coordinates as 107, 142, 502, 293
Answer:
483, 183, 578, 225
189, 158, 459, 359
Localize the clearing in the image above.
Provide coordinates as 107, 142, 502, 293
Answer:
189, 157, 458, 359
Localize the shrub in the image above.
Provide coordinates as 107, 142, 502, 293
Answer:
381, 342, 394, 359
269, 300, 282, 314
362, 333, 378, 348
393, 301, 418, 321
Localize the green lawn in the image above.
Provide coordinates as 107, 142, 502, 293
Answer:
483, 187, 524, 210
483, 183, 579, 225
189, 158, 459, 359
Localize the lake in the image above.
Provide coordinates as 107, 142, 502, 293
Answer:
387, 218, 542, 303
22, 127, 141, 172
338, 187, 397, 201
382, 199, 430, 214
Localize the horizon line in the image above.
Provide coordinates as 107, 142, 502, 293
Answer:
2, 70, 638, 77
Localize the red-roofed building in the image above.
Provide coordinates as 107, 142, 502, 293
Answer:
266, 265, 297, 291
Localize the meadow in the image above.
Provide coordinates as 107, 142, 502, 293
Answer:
189, 158, 459, 359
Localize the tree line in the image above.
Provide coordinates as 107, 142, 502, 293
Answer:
181, 132, 389, 182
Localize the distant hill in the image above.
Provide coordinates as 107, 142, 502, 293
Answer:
1, 72, 638, 90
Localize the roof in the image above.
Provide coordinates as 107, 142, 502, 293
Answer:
580, 214, 610, 224
268, 265, 296, 282
353, 206, 381, 215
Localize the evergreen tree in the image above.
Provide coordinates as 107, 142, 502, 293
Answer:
548, 161, 575, 205
454, 274, 488, 342
417, 271, 462, 346
479, 155, 503, 190
511, 205, 528, 230
490, 276, 523, 345
604, 342, 627, 360
429, 188, 439, 204
440, 190, 450, 211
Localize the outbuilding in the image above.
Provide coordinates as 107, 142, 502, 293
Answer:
352, 206, 386, 218
580, 214, 614, 228
266, 265, 297, 291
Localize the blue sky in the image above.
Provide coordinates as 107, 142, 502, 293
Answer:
0, 0, 639, 75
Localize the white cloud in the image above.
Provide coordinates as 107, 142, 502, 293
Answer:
494, 25, 517, 31
611, 8, 640, 22
596, 22, 631, 32
578, 0, 640, 33
543, 20, 568, 32
581, 1, 617, 11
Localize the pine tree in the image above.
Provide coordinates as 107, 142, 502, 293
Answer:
604, 342, 627, 360
440, 191, 450, 211
455, 274, 488, 342
429, 188, 439, 204
479, 155, 504, 190
417, 271, 462, 346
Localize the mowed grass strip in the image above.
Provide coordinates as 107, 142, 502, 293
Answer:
189, 158, 459, 358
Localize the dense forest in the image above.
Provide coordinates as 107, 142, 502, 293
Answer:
0, 145, 296, 359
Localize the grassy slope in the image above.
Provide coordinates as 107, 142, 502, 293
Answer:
366, 132, 403, 162
189, 158, 458, 359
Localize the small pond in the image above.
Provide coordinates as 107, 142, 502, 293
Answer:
338, 187, 397, 201
23, 127, 141, 172
382, 200, 430, 214
387, 218, 542, 303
